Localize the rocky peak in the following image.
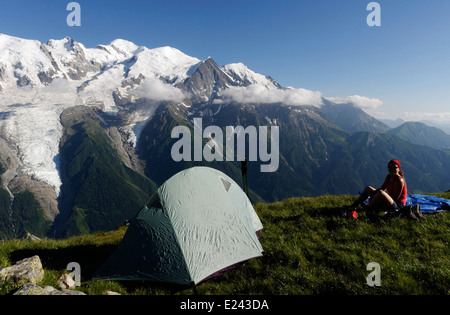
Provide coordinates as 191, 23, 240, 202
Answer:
178, 57, 235, 103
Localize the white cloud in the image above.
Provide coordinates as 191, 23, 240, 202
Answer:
130, 77, 188, 102
218, 84, 323, 106
325, 95, 383, 110
403, 111, 450, 123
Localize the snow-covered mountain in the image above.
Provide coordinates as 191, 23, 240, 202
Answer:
0, 33, 284, 198
2, 33, 450, 239
0, 34, 201, 109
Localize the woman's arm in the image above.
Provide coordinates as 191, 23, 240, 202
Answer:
389, 176, 405, 201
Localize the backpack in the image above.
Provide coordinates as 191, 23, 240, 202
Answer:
400, 204, 424, 221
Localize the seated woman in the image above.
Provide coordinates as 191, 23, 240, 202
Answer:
352, 159, 407, 212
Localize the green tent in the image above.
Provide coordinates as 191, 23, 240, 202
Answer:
93, 167, 263, 285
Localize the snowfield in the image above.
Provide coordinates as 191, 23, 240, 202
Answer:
0, 34, 205, 194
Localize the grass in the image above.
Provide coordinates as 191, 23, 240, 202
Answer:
1, 193, 449, 295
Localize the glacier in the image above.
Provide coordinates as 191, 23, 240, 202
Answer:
0, 34, 203, 195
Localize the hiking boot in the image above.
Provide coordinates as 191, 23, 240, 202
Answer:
401, 205, 419, 221
412, 205, 425, 220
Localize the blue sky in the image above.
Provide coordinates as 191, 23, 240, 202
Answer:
1, 0, 450, 124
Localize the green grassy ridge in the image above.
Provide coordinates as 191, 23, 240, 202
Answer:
58, 106, 158, 237
0, 162, 51, 239
1, 193, 449, 295
10, 191, 51, 238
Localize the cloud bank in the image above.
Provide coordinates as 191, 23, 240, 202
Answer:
131, 77, 188, 102
218, 84, 323, 106
325, 95, 383, 110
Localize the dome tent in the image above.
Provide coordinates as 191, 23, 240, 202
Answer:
93, 167, 263, 285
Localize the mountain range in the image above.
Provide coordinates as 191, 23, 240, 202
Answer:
0, 33, 449, 239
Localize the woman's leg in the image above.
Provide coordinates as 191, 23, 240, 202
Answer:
367, 190, 394, 211
353, 186, 377, 206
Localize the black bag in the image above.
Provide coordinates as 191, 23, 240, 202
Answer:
400, 204, 424, 221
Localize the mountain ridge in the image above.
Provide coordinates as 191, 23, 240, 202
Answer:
1, 33, 450, 239
387, 121, 450, 150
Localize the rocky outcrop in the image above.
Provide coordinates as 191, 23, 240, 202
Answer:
178, 58, 234, 103
57, 273, 76, 289
13, 283, 86, 295
0, 255, 44, 285
0, 255, 86, 295
60, 37, 102, 80
9, 175, 59, 222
